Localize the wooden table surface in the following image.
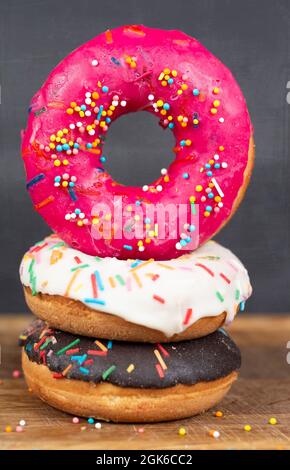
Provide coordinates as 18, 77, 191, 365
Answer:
0, 314, 290, 450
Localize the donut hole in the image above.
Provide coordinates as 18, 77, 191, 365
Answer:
103, 111, 175, 186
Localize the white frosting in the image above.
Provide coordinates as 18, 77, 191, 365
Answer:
20, 235, 252, 337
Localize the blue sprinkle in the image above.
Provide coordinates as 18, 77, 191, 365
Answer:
88, 417, 94, 424
180, 239, 187, 247
207, 171, 213, 177
56, 145, 63, 152
102, 85, 109, 93
100, 156, 107, 163
186, 236, 191, 243
123, 244, 133, 251
240, 301, 246, 311
180, 140, 186, 147
80, 105, 86, 111
135, 200, 142, 206
94, 270, 104, 291
96, 167, 105, 172
62, 143, 69, 151
208, 192, 214, 199
206, 205, 213, 212
106, 117, 111, 124
74, 143, 79, 149
25, 343, 33, 351
144, 217, 151, 224
214, 163, 221, 169
189, 224, 195, 232
205, 163, 211, 169
111, 57, 120, 65
107, 340, 113, 349
131, 260, 141, 268
71, 354, 87, 365
75, 208, 81, 215
84, 298, 106, 305
193, 88, 199, 96
86, 143, 93, 149
183, 173, 189, 179
168, 122, 174, 129
168, 78, 174, 85
26, 173, 45, 190
163, 103, 170, 110
68, 187, 77, 201
97, 105, 104, 121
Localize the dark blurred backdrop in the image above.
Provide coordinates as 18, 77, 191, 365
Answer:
0, 0, 289, 312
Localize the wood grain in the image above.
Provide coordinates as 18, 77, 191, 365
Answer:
0, 314, 290, 450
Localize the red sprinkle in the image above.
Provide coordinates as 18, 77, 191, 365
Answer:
65, 348, 80, 355
87, 349, 107, 356
155, 364, 165, 378
83, 359, 94, 365
91, 273, 98, 298
156, 343, 170, 357
220, 273, 231, 284
34, 336, 47, 351
183, 308, 193, 325
52, 373, 64, 379
74, 256, 82, 264
153, 295, 165, 304
31, 242, 48, 253
34, 195, 55, 210
195, 263, 214, 277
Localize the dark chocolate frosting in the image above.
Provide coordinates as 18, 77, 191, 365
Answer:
20, 319, 241, 389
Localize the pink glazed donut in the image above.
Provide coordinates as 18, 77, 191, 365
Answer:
22, 25, 254, 260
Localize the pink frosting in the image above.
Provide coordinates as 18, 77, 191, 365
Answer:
22, 25, 253, 260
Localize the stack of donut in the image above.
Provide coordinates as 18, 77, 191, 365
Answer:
19, 25, 253, 422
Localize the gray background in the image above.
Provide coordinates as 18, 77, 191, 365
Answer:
0, 0, 289, 313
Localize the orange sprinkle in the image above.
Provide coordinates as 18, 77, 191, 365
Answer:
130, 259, 154, 272
105, 29, 113, 43
34, 195, 55, 210
62, 364, 72, 377
156, 262, 174, 270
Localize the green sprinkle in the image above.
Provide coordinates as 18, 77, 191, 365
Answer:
216, 291, 224, 302
56, 339, 80, 356
28, 259, 35, 272
71, 264, 90, 272
95, 256, 102, 262
115, 274, 125, 286
40, 338, 52, 350
191, 202, 196, 215
235, 289, 240, 301
102, 365, 116, 381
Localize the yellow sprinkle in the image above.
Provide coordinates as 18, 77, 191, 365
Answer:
210, 108, 218, 115
195, 185, 203, 192
154, 349, 167, 370
54, 160, 61, 167
132, 272, 142, 288
130, 259, 154, 272
108, 276, 116, 288
163, 68, 170, 74
156, 100, 164, 107
213, 87, 220, 94
177, 89, 183, 95
127, 364, 135, 373
215, 410, 223, 417
244, 424, 252, 432
181, 83, 188, 90
5, 425, 12, 433
171, 70, 177, 77
219, 145, 224, 151
95, 340, 108, 352
189, 195, 196, 203
269, 417, 277, 425
178, 427, 186, 436
213, 100, 220, 107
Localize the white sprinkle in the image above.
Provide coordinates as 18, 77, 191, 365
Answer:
85, 92, 91, 98
69, 124, 75, 130
161, 168, 167, 175
112, 100, 119, 106
76, 122, 82, 127
139, 246, 145, 252
95, 422, 102, 429
65, 214, 71, 220
219, 117, 224, 123
85, 98, 92, 105
120, 100, 127, 107
142, 185, 149, 192
19, 420, 26, 427
156, 185, 163, 192
85, 110, 91, 117
211, 177, 224, 198
221, 162, 228, 169
91, 59, 99, 66
88, 129, 95, 136
175, 242, 182, 250
213, 430, 220, 439
148, 94, 154, 101
214, 154, 219, 160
